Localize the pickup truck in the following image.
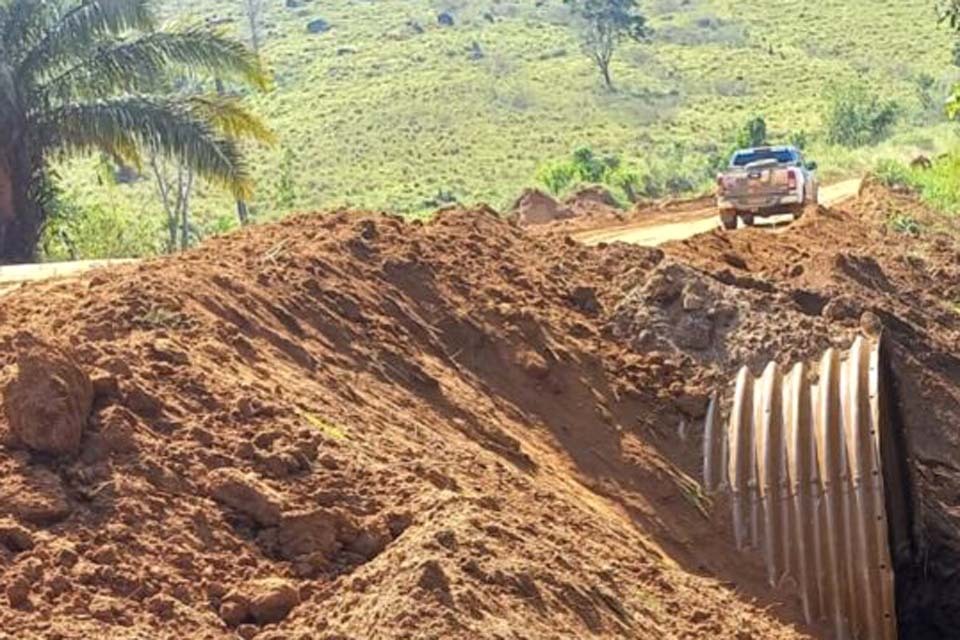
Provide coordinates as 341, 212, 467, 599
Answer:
716, 146, 819, 230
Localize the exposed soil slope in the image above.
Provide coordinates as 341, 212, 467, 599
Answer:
1, 181, 959, 639
0, 208, 807, 639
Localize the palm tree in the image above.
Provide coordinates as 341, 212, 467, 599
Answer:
0, 0, 271, 263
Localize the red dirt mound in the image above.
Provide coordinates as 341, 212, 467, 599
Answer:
3, 181, 958, 639
0, 208, 809, 638
509, 188, 574, 226
563, 185, 625, 221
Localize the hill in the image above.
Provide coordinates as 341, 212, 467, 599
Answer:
53, 0, 957, 257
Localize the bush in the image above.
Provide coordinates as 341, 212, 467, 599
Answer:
873, 159, 912, 188
570, 147, 618, 183
536, 161, 576, 195
887, 211, 921, 235
535, 146, 621, 197
823, 83, 899, 147
41, 194, 159, 260
608, 166, 642, 202
735, 115, 768, 148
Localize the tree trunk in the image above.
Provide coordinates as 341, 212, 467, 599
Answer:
180, 203, 189, 251
179, 169, 193, 251
237, 199, 249, 225
246, 0, 261, 56
0, 147, 44, 264
599, 60, 613, 91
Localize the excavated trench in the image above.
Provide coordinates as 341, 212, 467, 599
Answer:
885, 347, 960, 640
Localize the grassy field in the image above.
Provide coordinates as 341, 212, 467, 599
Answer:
52, 0, 959, 257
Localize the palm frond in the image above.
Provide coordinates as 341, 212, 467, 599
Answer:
38, 97, 254, 198
0, 0, 54, 66
38, 27, 269, 104
186, 94, 275, 144
19, 0, 157, 84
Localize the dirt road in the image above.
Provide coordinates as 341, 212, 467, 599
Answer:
0, 259, 134, 298
572, 178, 862, 247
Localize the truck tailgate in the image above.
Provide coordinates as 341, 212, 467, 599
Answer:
721, 165, 799, 210
726, 167, 791, 198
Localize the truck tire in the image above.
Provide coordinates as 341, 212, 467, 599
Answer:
741, 213, 755, 227
720, 210, 737, 230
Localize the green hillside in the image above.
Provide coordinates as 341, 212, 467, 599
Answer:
54, 0, 959, 256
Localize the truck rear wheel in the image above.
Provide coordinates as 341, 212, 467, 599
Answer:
741, 213, 755, 227
720, 210, 737, 230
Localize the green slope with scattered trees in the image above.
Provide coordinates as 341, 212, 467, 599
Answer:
23, 0, 960, 258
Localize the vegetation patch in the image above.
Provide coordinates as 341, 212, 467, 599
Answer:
875, 155, 960, 215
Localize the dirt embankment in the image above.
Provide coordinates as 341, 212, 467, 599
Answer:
0, 181, 959, 639
0, 206, 805, 639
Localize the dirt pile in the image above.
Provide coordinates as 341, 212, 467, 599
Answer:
511, 186, 625, 227
609, 258, 840, 371
0, 208, 807, 638
2, 180, 958, 638
509, 189, 574, 226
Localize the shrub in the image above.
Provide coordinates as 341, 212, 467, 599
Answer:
887, 211, 921, 235
536, 161, 576, 195
41, 194, 159, 260
535, 146, 620, 196
735, 115, 768, 148
873, 159, 912, 188
823, 83, 900, 147
609, 166, 642, 202
570, 146, 618, 183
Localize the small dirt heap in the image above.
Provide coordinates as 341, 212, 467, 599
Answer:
509, 189, 574, 226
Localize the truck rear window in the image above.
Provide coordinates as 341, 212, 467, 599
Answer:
731, 149, 798, 167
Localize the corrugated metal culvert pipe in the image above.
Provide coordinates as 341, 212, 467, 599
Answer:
703, 336, 910, 640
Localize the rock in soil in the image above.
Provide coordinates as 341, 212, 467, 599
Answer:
222, 578, 300, 626
2, 336, 93, 458
207, 468, 283, 527
0, 467, 71, 525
